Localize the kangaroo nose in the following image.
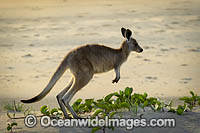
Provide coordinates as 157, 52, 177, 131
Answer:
140, 49, 143, 52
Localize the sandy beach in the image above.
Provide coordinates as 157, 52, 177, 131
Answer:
0, 0, 200, 132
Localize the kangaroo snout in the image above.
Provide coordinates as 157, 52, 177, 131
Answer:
137, 48, 143, 53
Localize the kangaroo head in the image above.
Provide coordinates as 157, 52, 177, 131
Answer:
121, 27, 143, 53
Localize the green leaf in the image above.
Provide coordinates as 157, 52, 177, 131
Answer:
92, 109, 104, 117
183, 104, 187, 111
119, 90, 124, 95
73, 99, 82, 106
7, 125, 11, 131
51, 108, 58, 115
109, 112, 117, 118
144, 100, 148, 107
102, 112, 108, 118
11, 122, 18, 127
72, 105, 78, 112
85, 99, 94, 105
147, 97, 158, 106
40, 105, 48, 112
91, 127, 101, 133
119, 102, 130, 110
104, 93, 114, 102
156, 105, 162, 111
143, 92, 148, 98
77, 104, 85, 112
97, 99, 104, 103
113, 92, 120, 97
84, 99, 94, 112
138, 95, 145, 101
179, 96, 190, 101
112, 103, 120, 110
176, 105, 184, 115
190, 91, 195, 97
72, 99, 83, 113
95, 103, 108, 110
125, 87, 133, 96
107, 105, 114, 112
40, 105, 50, 115
148, 97, 157, 101
45, 110, 50, 115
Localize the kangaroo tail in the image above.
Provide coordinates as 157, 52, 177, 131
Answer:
21, 58, 68, 103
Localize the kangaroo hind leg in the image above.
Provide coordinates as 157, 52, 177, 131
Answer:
56, 78, 74, 118
62, 60, 94, 118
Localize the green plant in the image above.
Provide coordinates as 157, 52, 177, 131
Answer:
5, 100, 35, 120
73, 89, 200, 132
166, 91, 200, 115
72, 98, 95, 114
40, 105, 63, 118
40, 105, 50, 115
7, 122, 17, 133
5, 88, 199, 132
4, 100, 24, 112
166, 100, 176, 113
91, 94, 119, 133
176, 104, 187, 115
179, 91, 200, 111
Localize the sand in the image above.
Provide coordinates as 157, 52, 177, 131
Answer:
0, 0, 200, 132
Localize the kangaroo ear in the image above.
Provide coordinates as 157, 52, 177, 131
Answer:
126, 29, 132, 41
121, 27, 126, 38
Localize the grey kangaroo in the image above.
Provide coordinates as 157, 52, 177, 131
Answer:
21, 27, 143, 118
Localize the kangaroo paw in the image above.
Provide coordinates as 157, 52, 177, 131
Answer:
112, 78, 119, 83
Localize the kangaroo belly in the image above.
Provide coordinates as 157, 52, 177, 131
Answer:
88, 53, 116, 73
93, 66, 112, 73
92, 61, 114, 73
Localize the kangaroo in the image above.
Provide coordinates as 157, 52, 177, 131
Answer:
21, 27, 143, 118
